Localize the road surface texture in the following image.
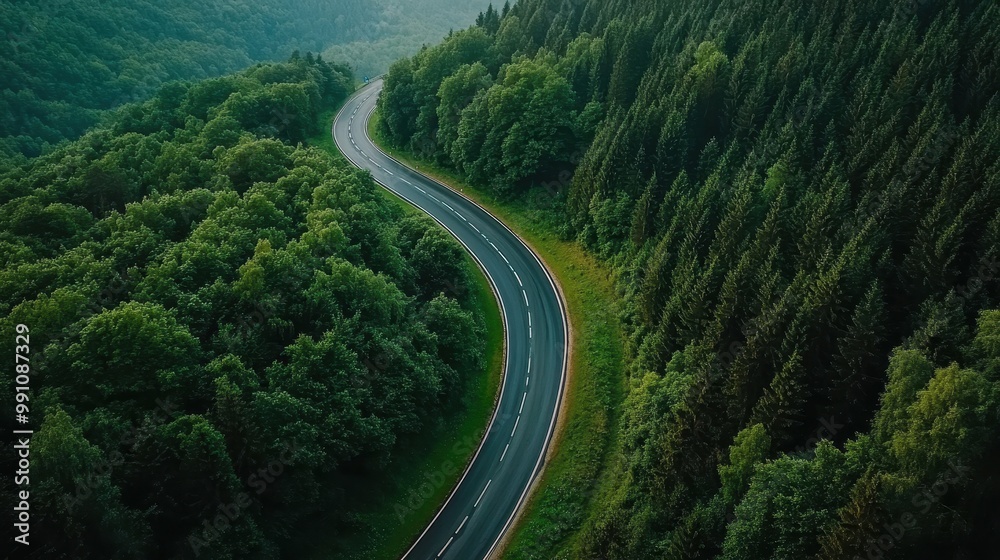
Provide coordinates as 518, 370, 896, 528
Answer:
332, 79, 569, 560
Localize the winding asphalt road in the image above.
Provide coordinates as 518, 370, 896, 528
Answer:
332, 80, 568, 559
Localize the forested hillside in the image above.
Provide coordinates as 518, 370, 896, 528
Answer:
323, 0, 496, 85
377, 0, 1000, 558
0, 0, 490, 157
0, 57, 487, 558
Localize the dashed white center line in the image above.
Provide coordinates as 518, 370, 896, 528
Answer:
339, 98, 575, 542
438, 536, 454, 558
475, 480, 491, 508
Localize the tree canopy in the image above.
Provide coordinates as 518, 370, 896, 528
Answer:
377, 1, 1000, 557
1, 55, 487, 558
0, 0, 495, 157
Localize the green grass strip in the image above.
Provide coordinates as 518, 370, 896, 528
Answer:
294, 108, 504, 560
367, 109, 626, 559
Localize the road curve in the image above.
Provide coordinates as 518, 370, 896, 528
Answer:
332, 80, 568, 559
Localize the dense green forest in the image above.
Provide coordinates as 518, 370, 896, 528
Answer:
0, 0, 491, 157
377, 0, 1000, 558
0, 56, 488, 558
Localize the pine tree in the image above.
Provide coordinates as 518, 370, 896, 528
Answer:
750, 350, 807, 442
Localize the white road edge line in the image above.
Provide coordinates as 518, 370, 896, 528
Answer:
334, 82, 570, 560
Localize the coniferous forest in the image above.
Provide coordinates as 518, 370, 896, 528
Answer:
377, 0, 1000, 558
2, 0, 999, 558
1, 56, 488, 557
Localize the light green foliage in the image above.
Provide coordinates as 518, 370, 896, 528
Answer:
718, 423, 770, 508
721, 442, 855, 560
458, 54, 577, 192
1, 56, 487, 558
32, 408, 150, 556
887, 363, 998, 485
436, 63, 493, 160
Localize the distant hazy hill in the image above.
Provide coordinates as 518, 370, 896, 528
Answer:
0, 0, 490, 157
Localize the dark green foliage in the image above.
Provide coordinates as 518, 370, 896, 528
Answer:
1, 57, 486, 558
377, 0, 1000, 557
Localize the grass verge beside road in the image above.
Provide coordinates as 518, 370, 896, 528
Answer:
368, 109, 626, 559
295, 107, 504, 560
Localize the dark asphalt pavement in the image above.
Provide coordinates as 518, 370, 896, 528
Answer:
332, 80, 569, 560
